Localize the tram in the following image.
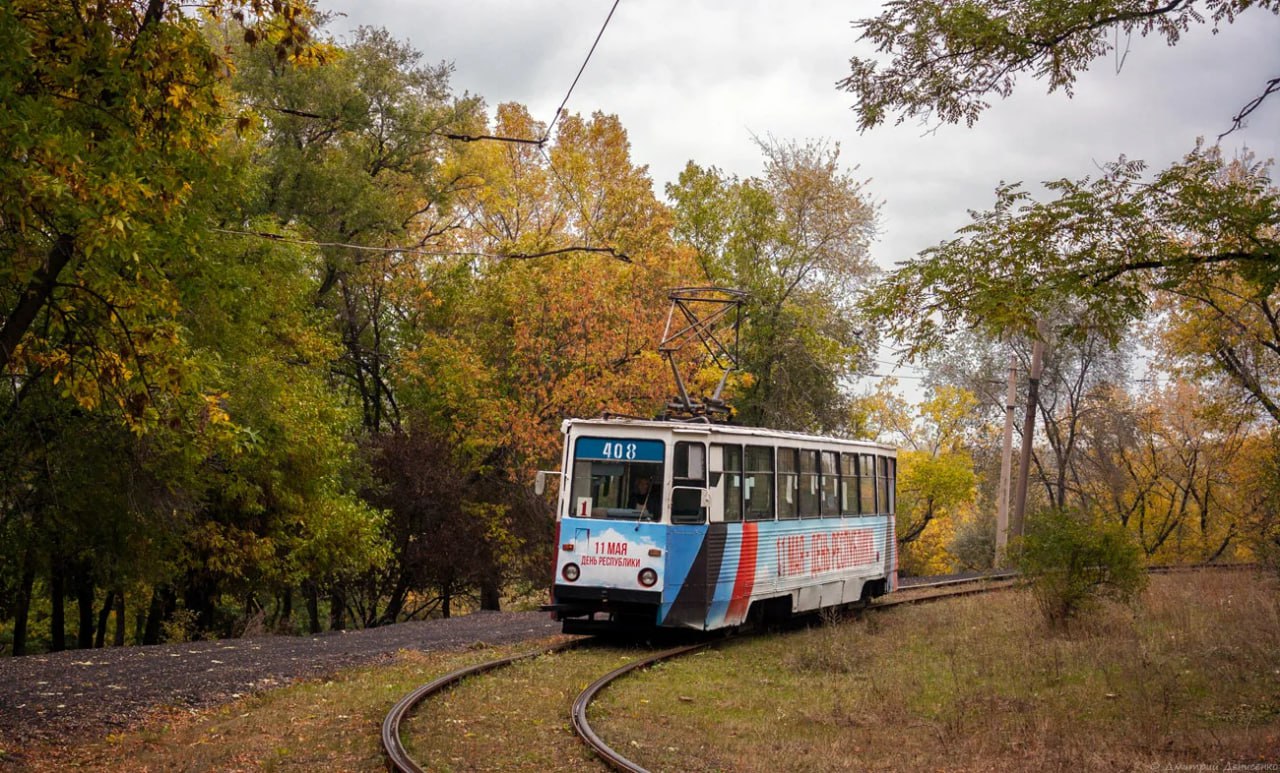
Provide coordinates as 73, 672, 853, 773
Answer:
545, 416, 897, 633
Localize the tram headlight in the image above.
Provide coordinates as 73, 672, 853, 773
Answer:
638, 568, 658, 587
562, 563, 581, 582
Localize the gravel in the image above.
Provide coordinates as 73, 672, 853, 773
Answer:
0, 610, 560, 749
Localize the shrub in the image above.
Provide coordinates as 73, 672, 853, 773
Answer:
951, 514, 996, 572
1013, 508, 1146, 630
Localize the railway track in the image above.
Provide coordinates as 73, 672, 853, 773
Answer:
381, 638, 585, 773
381, 564, 1255, 772
380, 571, 1016, 772
569, 572, 1023, 772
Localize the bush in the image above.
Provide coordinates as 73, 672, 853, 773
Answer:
1013, 508, 1146, 630
951, 514, 996, 572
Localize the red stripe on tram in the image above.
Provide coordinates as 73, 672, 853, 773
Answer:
726, 522, 758, 623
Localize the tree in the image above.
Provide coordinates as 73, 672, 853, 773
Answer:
864, 384, 981, 574
1015, 507, 1147, 630
1078, 379, 1262, 561
842, 0, 1280, 135
386, 106, 696, 610
0, 1, 395, 651
223, 22, 485, 627
231, 23, 484, 433
1151, 155, 1280, 424
862, 147, 1279, 420
844, 1, 1279, 423
668, 137, 878, 431
0, 0, 321, 425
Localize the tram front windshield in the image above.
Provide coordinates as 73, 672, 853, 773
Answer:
570, 437, 664, 520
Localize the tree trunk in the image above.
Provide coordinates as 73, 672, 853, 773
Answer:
328, 589, 346, 631
11, 554, 36, 656
0, 234, 75, 374
114, 593, 126, 646
75, 565, 95, 649
278, 588, 293, 633
479, 578, 501, 612
304, 581, 321, 634
95, 590, 116, 648
143, 586, 174, 645
183, 574, 217, 638
441, 587, 452, 619
378, 574, 410, 626
50, 562, 66, 652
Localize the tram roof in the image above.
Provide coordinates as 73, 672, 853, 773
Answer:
562, 417, 896, 454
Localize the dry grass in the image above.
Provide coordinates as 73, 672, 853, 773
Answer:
405, 645, 656, 772
15, 639, 574, 772
17, 571, 1278, 772
593, 570, 1280, 771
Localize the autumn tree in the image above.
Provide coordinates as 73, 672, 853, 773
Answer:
0, 4, 404, 650
842, 0, 1279, 135
844, 0, 1278, 420
861, 383, 981, 574
0, 0, 320, 423
230, 24, 484, 434
218, 23, 488, 627
845, 0, 1280, 561
668, 137, 878, 432
385, 105, 698, 611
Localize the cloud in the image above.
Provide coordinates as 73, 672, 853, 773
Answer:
321, 0, 1279, 283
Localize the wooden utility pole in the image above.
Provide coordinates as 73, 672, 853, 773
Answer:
1010, 326, 1046, 541
994, 356, 1017, 564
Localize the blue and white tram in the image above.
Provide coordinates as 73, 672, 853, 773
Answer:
547, 417, 897, 633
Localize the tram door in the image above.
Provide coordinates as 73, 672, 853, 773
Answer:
670, 441, 708, 524
706, 445, 722, 523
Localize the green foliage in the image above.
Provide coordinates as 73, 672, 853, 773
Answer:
230, 24, 484, 433
0, 0, 321, 426
862, 147, 1279, 359
668, 138, 878, 431
1014, 508, 1147, 629
842, 0, 1280, 131
951, 514, 997, 572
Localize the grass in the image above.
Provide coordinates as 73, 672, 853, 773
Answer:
404, 646, 650, 772
593, 570, 1280, 771
19, 570, 1280, 771
18, 639, 577, 772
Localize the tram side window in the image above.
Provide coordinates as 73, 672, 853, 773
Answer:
671, 441, 707, 524
745, 445, 775, 521
878, 456, 892, 517
777, 447, 799, 520
859, 454, 877, 515
718, 444, 743, 523
840, 453, 857, 515
820, 451, 840, 516
799, 449, 820, 518
887, 457, 897, 515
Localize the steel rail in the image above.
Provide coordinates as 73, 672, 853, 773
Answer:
568, 573, 1024, 771
383, 564, 1253, 771
899, 570, 1020, 590
570, 642, 712, 773
381, 639, 584, 773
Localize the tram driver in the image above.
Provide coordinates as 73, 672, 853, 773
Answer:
628, 473, 660, 518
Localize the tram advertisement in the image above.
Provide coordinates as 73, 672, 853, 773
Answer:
562, 521, 665, 589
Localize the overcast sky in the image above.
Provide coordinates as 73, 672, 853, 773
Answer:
320, 0, 1279, 388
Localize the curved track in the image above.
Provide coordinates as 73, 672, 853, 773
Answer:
381, 639, 583, 773
570, 642, 711, 772
570, 572, 1021, 771
383, 565, 1252, 772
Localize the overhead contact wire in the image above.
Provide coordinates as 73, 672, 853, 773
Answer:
542, 0, 620, 142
